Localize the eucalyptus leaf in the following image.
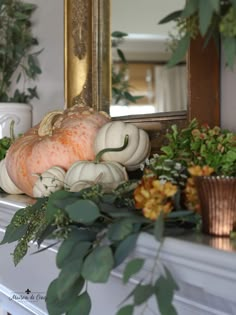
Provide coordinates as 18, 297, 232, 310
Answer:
158, 10, 182, 24
168, 34, 191, 67
114, 234, 138, 267
199, 0, 214, 36
181, 0, 198, 18
57, 240, 91, 269
222, 37, 236, 69
65, 200, 100, 224
57, 258, 83, 300
82, 246, 114, 283
123, 258, 145, 284
116, 304, 134, 315
154, 213, 164, 241
46, 278, 83, 315
155, 267, 179, 315
108, 220, 134, 241
67, 292, 91, 315
134, 284, 154, 305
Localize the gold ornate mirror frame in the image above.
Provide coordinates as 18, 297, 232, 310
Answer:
64, 0, 111, 112
64, 0, 220, 154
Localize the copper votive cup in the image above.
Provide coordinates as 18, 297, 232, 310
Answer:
195, 176, 236, 236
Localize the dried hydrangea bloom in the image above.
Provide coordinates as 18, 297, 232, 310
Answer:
134, 176, 177, 221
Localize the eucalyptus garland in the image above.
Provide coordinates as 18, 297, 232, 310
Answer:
0, 180, 198, 315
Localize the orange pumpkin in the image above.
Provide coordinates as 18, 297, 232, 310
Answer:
5, 105, 110, 197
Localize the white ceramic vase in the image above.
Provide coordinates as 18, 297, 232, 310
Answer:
0, 103, 32, 138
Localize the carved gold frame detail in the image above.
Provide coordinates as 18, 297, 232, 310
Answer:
64, 0, 111, 112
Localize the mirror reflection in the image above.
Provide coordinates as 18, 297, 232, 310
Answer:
111, 0, 186, 117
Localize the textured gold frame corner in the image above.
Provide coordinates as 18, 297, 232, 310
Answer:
64, 0, 111, 112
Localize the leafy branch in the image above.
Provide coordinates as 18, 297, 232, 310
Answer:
112, 31, 143, 105
0, 0, 42, 102
0, 182, 198, 315
159, 0, 236, 68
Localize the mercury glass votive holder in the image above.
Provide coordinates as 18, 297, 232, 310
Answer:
195, 176, 236, 236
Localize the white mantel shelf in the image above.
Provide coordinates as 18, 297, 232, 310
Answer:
0, 194, 236, 315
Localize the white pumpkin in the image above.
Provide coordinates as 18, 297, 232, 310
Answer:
94, 121, 150, 170
32, 166, 66, 198
0, 159, 23, 194
64, 160, 128, 192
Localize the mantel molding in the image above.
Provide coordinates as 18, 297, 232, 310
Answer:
0, 195, 235, 315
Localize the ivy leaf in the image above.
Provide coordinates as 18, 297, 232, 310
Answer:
82, 246, 114, 283
67, 292, 91, 315
65, 200, 100, 224
154, 213, 164, 241
123, 258, 145, 284
114, 234, 139, 267
116, 304, 134, 315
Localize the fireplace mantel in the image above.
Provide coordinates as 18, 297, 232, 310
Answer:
0, 194, 236, 315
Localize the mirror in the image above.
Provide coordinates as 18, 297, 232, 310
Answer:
111, 0, 187, 117
64, 0, 220, 153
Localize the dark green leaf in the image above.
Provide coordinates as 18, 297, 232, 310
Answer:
134, 284, 154, 305
155, 267, 179, 315
67, 292, 91, 315
166, 210, 194, 219
209, 0, 220, 12
181, 0, 198, 18
82, 246, 114, 282
65, 200, 100, 223
222, 37, 236, 69
116, 304, 134, 315
112, 31, 128, 38
159, 10, 182, 24
167, 35, 191, 67
114, 234, 138, 267
199, 0, 214, 36
108, 220, 134, 241
117, 48, 127, 63
0, 223, 28, 245
46, 277, 84, 315
154, 213, 164, 241
123, 258, 145, 284
57, 240, 91, 269
57, 258, 83, 299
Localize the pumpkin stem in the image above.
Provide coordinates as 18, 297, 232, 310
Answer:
38, 110, 64, 137
9, 120, 15, 142
95, 135, 129, 163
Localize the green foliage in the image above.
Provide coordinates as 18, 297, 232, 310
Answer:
158, 119, 236, 176
0, 182, 198, 315
0, 0, 42, 103
160, 0, 236, 68
112, 31, 143, 105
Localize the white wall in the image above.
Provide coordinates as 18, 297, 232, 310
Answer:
28, 0, 64, 125
220, 54, 236, 132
